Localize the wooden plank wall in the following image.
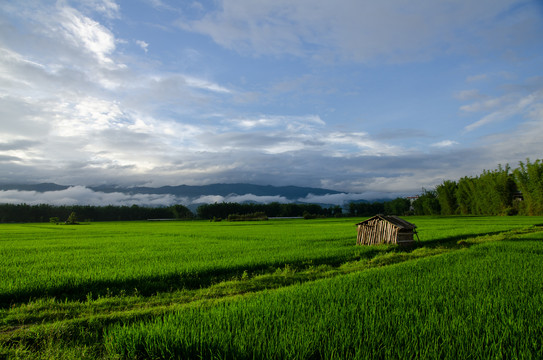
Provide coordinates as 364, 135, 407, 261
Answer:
357, 218, 399, 245
396, 231, 414, 244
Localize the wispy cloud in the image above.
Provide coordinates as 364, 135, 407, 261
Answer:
0, 185, 405, 207
59, 6, 118, 67
431, 140, 459, 148
136, 40, 149, 53
191, 194, 291, 205
299, 193, 370, 205
177, 0, 531, 63
454, 89, 486, 101
464, 90, 543, 132
81, 0, 121, 19
0, 187, 182, 206
226, 114, 324, 130
184, 75, 232, 93
466, 74, 488, 82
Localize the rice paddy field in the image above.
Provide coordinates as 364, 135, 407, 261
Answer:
1, 216, 543, 359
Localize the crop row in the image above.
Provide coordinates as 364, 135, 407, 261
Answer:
105, 232, 543, 359
1, 216, 542, 306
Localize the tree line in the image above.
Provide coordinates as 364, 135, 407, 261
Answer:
0, 204, 193, 223
196, 202, 343, 220
348, 197, 412, 217
0, 201, 343, 223
1, 159, 541, 222
393, 159, 542, 216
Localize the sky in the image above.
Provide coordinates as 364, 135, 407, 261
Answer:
1, 0, 543, 205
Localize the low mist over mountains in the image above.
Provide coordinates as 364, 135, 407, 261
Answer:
87, 183, 341, 199
0, 182, 340, 198
0, 183, 397, 207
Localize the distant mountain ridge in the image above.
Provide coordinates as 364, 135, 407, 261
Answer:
0, 182, 343, 200
0, 183, 69, 192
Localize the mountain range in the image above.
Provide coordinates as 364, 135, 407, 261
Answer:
0, 182, 344, 200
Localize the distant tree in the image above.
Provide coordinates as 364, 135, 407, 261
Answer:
331, 205, 343, 217
456, 176, 475, 215
66, 211, 78, 224
384, 197, 411, 215
514, 159, 543, 215
348, 202, 357, 216
348, 201, 385, 217
170, 204, 193, 219
436, 180, 458, 215
470, 165, 516, 215
412, 189, 440, 215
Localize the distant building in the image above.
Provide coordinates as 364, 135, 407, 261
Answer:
356, 215, 417, 246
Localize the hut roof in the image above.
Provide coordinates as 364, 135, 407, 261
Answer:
356, 215, 416, 230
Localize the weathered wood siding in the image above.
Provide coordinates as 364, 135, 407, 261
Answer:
357, 217, 398, 245
356, 218, 415, 245
396, 230, 415, 245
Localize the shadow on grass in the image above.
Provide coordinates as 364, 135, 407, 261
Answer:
412, 231, 506, 249
7, 228, 539, 308
0, 250, 381, 308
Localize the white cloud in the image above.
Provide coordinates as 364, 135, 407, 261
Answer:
227, 114, 324, 130
50, 97, 125, 137
0, 187, 400, 207
464, 90, 543, 132
431, 140, 459, 148
58, 6, 117, 66
460, 96, 509, 113
0, 2, 239, 181
189, 192, 405, 206
478, 102, 543, 163
233, 117, 281, 129
145, 0, 181, 13
195, 115, 405, 157
80, 0, 121, 19
326, 132, 401, 156
184, 75, 232, 93
136, 40, 149, 53
178, 0, 527, 63
0, 186, 183, 206
191, 193, 290, 204
298, 193, 367, 205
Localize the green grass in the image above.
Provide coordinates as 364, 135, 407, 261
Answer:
105, 232, 543, 360
2, 216, 538, 305
0, 219, 363, 305
1, 216, 543, 359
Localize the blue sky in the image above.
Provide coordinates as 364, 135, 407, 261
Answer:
1, 0, 543, 201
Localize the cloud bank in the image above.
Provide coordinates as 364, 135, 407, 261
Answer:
0, 186, 391, 207
0, 187, 182, 207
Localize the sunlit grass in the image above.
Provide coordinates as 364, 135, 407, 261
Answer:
105, 231, 543, 360
1, 216, 543, 359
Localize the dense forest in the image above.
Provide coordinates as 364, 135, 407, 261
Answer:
1, 159, 541, 222
408, 159, 543, 216
0, 204, 193, 223
339, 159, 543, 217
0, 202, 341, 223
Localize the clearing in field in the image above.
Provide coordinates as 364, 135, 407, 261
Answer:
1, 216, 543, 359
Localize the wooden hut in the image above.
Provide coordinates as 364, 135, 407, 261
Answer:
356, 215, 417, 246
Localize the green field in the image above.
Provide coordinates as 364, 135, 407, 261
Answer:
1, 216, 543, 359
